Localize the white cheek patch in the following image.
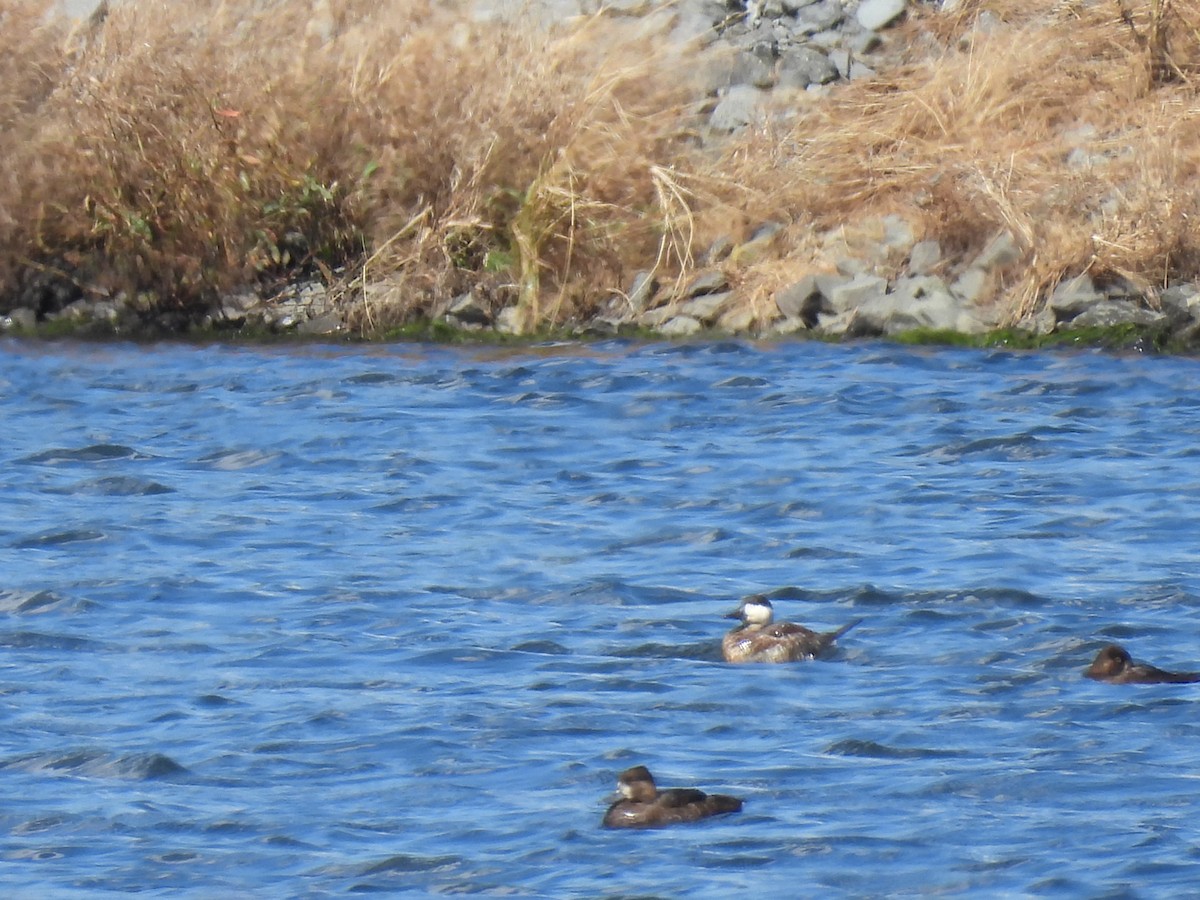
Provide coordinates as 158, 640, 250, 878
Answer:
746, 604, 772, 625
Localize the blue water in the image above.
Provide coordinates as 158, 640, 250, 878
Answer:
4, 337, 1200, 896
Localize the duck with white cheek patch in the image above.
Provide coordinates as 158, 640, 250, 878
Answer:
722, 595, 862, 664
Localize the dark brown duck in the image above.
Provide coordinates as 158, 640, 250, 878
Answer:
602, 765, 743, 829
1085, 644, 1200, 684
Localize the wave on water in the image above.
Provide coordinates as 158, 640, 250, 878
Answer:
19, 444, 146, 464
1, 750, 188, 781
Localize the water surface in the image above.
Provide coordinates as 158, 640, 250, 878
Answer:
3, 338, 1200, 895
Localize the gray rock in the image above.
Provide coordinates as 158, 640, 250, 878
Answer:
971, 230, 1021, 270
709, 84, 764, 132
297, 311, 344, 335
627, 271, 656, 312
682, 269, 730, 297
695, 0, 733, 20
890, 277, 992, 334
1100, 276, 1142, 302
1069, 301, 1167, 329
582, 316, 622, 336
1049, 273, 1103, 318
89, 301, 119, 323
776, 45, 839, 88
781, 0, 823, 12
55, 298, 93, 321
825, 272, 888, 313
680, 291, 733, 323
834, 255, 868, 276
3, 307, 37, 331
890, 274, 952, 305
843, 298, 898, 336
849, 60, 878, 80
815, 272, 852, 298
224, 290, 259, 313
263, 299, 303, 330
769, 315, 809, 335
717, 304, 756, 333
827, 48, 875, 80
495, 306, 524, 334
639, 305, 677, 328
848, 29, 883, 54
757, 0, 787, 18
730, 47, 777, 88
841, 277, 952, 335
729, 223, 783, 265
951, 267, 990, 304
1159, 283, 1200, 325
670, 9, 720, 45
807, 28, 846, 49
660, 314, 703, 336
816, 309, 856, 335
856, 0, 906, 31
774, 276, 821, 324
446, 291, 492, 326
694, 48, 741, 93
908, 240, 942, 275
1023, 306, 1057, 336
879, 214, 915, 255
219, 303, 248, 325
795, 0, 845, 33
705, 234, 736, 264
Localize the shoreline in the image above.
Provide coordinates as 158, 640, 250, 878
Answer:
3, 303, 1188, 358
6, 0, 1200, 351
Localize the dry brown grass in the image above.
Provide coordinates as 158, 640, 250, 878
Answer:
714, 0, 1200, 324
6, 0, 1200, 333
0, 0, 703, 331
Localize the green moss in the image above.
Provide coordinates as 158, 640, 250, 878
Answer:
890, 328, 987, 347
15, 303, 1200, 356
888, 322, 1188, 353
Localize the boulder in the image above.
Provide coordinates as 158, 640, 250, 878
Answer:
682, 269, 730, 297
626, 271, 656, 312
1158, 283, 1200, 326
660, 314, 703, 336
680, 291, 733, 324
1069, 300, 1167, 329
717, 304, 757, 333
908, 240, 942, 276
446, 291, 492, 326
1049, 273, 1103, 320
774, 276, 822, 325
776, 45, 839, 88
971, 230, 1021, 270
795, 0, 845, 34
297, 311, 344, 335
856, 0, 906, 31
825, 272, 888, 314
2, 308, 37, 331
709, 84, 764, 132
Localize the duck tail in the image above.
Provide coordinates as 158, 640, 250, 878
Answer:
827, 617, 864, 643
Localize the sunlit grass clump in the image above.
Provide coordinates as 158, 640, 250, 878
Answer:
0, 0, 703, 331
4, 0, 1200, 335
719, 0, 1200, 322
